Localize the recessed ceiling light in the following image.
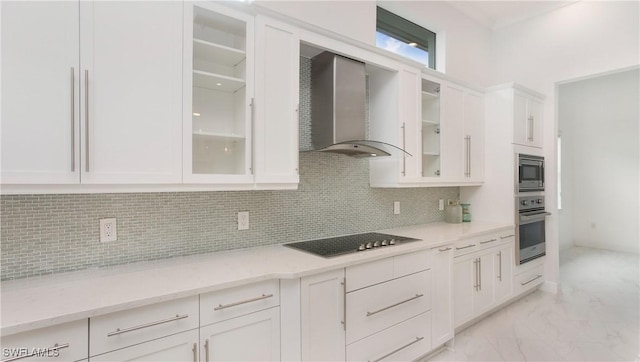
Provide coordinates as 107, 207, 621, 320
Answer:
216, 82, 222, 86
193, 112, 201, 117
409, 42, 418, 47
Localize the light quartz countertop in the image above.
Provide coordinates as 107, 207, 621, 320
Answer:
1, 221, 513, 336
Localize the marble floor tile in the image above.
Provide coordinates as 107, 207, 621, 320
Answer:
426, 247, 640, 362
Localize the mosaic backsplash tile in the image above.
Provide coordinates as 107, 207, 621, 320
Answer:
0, 56, 459, 280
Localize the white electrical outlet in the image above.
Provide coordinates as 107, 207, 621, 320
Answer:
100, 218, 117, 242
393, 201, 400, 215
238, 211, 249, 230
438, 199, 445, 211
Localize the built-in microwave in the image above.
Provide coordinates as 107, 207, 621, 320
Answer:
517, 154, 544, 192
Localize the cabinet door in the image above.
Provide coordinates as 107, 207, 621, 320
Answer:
528, 97, 543, 148
400, 67, 422, 181
513, 92, 528, 146
300, 269, 346, 361
453, 255, 474, 328
474, 251, 495, 314
79, 1, 183, 184
463, 91, 485, 182
494, 243, 514, 304
431, 246, 453, 347
253, 15, 299, 185
200, 308, 280, 362
441, 83, 465, 181
420, 76, 441, 179
183, 2, 254, 184
1, 1, 80, 184
91, 329, 198, 362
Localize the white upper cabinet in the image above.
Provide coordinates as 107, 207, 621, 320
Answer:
2, 1, 184, 187
1, 1, 80, 184
370, 68, 485, 187
80, 1, 183, 184
183, 3, 300, 187
513, 90, 543, 148
253, 16, 300, 185
183, 2, 254, 184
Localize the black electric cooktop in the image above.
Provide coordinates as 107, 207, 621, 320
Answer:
284, 232, 420, 258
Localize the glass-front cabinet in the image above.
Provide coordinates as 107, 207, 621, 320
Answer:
183, 2, 254, 183
421, 78, 441, 179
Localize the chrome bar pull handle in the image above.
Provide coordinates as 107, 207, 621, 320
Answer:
107, 314, 188, 337
500, 234, 515, 239
367, 294, 424, 317
473, 259, 479, 291
2, 343, 70, 362
70, 67, 75, 172
205, 339, 210, 362
468, 135, 472, 177
192, 343, 197, 362
401, 123, 406, 176
521, 274, 543, 286
497, 251, 502, 281
478, 257, 482, 291
341, 277, 347, 331
456, 244, 476, 250
438, 247, 452, 252
368, 336, 424, 362
84, 69, 90, 172
249, 97, 255, 175
480, 238, 497, 245
214, 293, 273, 311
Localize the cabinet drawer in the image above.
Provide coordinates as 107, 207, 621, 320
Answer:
346, 270, 431, 344
346, 257, 394, 292
393, 250, 431, 279
346, 312, 432, 362
453, 238, 479, 257
90, 329, 198, 362
346, 250, 430, 292
200, 280, 279, 326
514, 265, 544, 295
1, 320, 88, 362
89, 296, 199, 357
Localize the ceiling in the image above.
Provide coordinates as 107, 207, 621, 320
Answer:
447, 1, 579, 29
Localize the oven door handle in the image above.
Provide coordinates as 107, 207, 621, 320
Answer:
519, 212, 551, 224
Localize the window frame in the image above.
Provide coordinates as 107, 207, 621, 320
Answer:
376, 6, 436, 69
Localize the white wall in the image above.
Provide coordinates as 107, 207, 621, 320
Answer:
489, 0, 640, 282
558, 69, 639, 254
255, 0, 493, 87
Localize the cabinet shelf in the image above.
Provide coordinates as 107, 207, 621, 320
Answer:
422, 120, 439, 126
193, 38, 246, 66
193, 70, 245, 92
193, 131, 245, 141
422, 90, 439, 100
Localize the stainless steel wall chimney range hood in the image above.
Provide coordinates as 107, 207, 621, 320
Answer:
310, 52, 409, 158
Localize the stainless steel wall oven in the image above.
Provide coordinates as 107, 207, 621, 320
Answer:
516, 195, 550, 264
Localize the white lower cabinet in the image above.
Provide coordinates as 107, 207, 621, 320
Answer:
90, 330, 198, 362
430, 245, 454, 348
346, 270, 431, 344
0, 320, 88, 362
453, 232, 516, 328
89, 296, 199, 357
494, 243, 514, 305
300, 269, 346, 361
346, 312, 432, 362
199, 308, 280, 362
